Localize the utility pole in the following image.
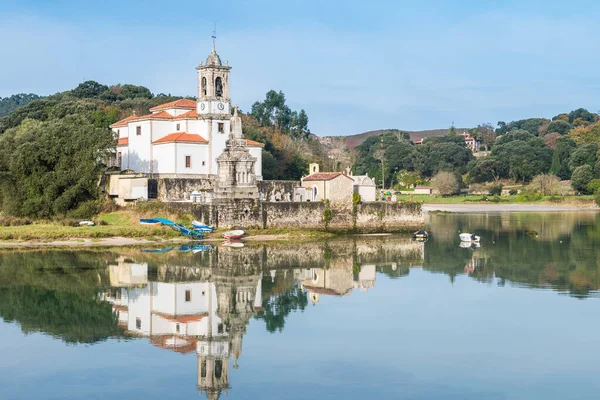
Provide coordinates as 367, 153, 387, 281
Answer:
380, 138, 385, 190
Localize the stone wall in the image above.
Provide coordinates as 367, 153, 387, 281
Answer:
157, 177, 215, 201
165, 200, 422, 231
263, 202, 325, 229
259, 180, 300, 202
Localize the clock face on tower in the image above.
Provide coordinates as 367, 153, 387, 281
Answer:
217, 102, 224, 111
200, 103, 205, 111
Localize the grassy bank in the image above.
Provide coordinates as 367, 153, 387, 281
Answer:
0, 209, 336, 243
396, 194, 596, 205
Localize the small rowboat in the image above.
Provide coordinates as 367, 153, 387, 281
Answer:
222, 240, 244, 248
192, 220, 214, 232
222, 230, 245, 240
459, 233, 480, 242
412, 230, 429, 239
140, 218, 162, 226
79, 220, 95, 226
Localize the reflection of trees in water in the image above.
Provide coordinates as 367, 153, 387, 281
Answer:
0, 251, 125, 343
426, 213, 600, 297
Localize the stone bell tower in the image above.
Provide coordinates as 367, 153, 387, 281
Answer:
213, 107, 259, 200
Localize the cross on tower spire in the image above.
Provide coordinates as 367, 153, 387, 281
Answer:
212, 23, 217, 52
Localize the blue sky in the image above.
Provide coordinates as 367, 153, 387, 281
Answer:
1, 0, 599, 135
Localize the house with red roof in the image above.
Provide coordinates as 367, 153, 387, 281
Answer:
300, 163, 355, 202
110, 43, 263, 182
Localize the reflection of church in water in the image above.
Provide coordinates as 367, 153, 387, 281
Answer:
101, 256, 263, 400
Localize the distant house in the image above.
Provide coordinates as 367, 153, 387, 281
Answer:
413, 132, 480, 152
300, 164, 354, 202
460, 132, 481, 151
414, 186, 433, 195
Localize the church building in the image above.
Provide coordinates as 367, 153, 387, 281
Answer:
110, 42, 263, 180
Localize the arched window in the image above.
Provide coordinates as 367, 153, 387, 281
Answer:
215, 77, 223, 97
201, 77, 207, 96
215, 360, 223, 378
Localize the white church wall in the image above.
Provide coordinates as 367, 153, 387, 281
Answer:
186, 119, 203, 135
127, 120, 152, 173
164, 108, 191, 117
150, 282, 211, 316
152, 120, 176, 141
248, 147, 263, 180
210, 119, 230, 174
152, 143, 176, 173
175, 143, 209, 175
127, 286, 152, 336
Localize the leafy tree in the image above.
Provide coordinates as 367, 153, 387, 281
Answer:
550, 136, 577, 179
567, 108, 598, 126
0, 115, 114, 218
250, 90, 310, 139
0, 93, 42, 117
71, 80, 109, 99
468, 156, 507, 183
569, 122, 600, 145
546, 120, 573, 135
571, 165, 594, 194
496, 118, 549, 136
569, 143, 598, 171
492, 135, 552, 182
416, 136, 473, 177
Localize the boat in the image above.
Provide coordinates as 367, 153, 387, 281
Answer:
140, 247, 173, 253
459, 233, 481, 242
412, 230, 429, 239
222, 230, 245, 239
459, 241, 480, 249
173, 223, 204, 239
222, 240, 244, 248
192, 220, 214, 232
139, 218, 162, 226
79, 220, 95, 226
192, 244, 214, 253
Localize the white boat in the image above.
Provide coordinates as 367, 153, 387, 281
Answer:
222, 230, 245, 239
459, 233, 480, 242
79, 220, 95, 226
222, 240, 244, 248
460, 241, 481, 248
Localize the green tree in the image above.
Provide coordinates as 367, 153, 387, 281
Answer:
571, 165, 594, 194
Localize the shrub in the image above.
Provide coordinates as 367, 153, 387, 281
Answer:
587, 179, 600, 194
67, 200, 100, 219
528, 174, 562, 196
596, 191, 600, 207
488, 184, 503, 196
432, 171, 459, 196
508, 189, 518, 196
517, 191, 543, 202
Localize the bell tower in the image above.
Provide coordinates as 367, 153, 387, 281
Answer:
196, 36, 231, 116
196, 32, 234, 175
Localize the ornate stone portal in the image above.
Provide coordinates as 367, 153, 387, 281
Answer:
213, 107, 259, 200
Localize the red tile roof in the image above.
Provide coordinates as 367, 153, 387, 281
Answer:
246, 139, 265, 147
110, 115, 138, 128
153, 132, 208, 144
175, 109, 199, 119
110, 111, 175, 128
117, 137, 129, 146
149, 99, 197, 112
302, 172, 354, 182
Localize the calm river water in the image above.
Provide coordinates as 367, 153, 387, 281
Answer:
1, 213, 599, 399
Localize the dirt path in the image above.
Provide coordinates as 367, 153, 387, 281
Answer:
422, 203, 598, 213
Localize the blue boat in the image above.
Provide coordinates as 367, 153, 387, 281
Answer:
192, 220, 214, 232
139, 218, 162, 226
141, 247, 173, 253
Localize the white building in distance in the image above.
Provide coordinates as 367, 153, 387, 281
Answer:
110, 43, 263, 179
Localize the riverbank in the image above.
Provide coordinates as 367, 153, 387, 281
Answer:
398, 194, 596, 205
423, 203, 598, 213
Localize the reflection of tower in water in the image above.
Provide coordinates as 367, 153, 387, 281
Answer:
101, 257, 262, 400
